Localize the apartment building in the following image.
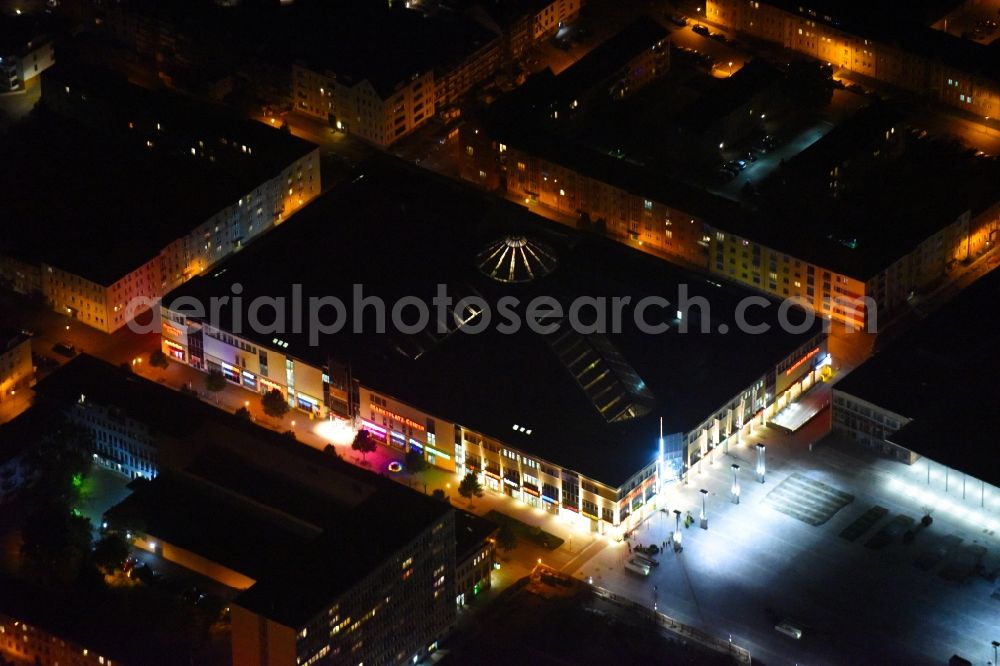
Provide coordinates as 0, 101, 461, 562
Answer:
455, 511, 498, 606
704, 0, 1000, 119
291, 6, 500, 145
0, 65, 319, 332
294, 64, 436, 146
463, 30, 998, 328
0, 14, 55, 91
0, 613, 116, 666
463, 0, 583, 63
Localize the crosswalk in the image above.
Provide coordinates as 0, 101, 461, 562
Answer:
764, 472, 855, 526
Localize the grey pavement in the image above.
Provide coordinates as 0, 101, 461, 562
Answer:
566, 415, 1000, 666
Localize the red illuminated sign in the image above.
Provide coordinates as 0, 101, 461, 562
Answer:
370, 404, 425, 431
785, 347, 820, 376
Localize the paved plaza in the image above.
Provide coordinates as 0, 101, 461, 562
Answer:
564, 415, 1000, 666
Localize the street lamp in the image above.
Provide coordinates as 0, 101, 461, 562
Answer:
673, 509, 683, 549
992, 640, 999, 665
731, 464, 741, 504
756, 443, 766, 483
728, 61, 733, 77
699, 488, 709, 529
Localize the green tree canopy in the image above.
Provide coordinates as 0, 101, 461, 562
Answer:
261, 389, 290, 418
458, 472, 484, 507
351, 429, 377, 461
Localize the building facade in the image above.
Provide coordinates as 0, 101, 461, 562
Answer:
0, 27, 54, 92
294, 65, 436, 146
67, 392, 159, 481
704, 0, 1000, 119
160, 300, 829, 535
0, 331, 31, 405
0, 614, 116, 666
455, 512, 497, 607
231, 512, 456, 666
831, 391, 914, 462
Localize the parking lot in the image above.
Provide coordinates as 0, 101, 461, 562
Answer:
566, 414, 1000, 666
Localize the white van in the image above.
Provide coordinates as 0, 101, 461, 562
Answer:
624, 559, 651, 577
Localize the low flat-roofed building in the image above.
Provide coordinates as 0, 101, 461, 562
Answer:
0, 64, 319, 332
832, 265, 1000, 504
161, 157, 828, 534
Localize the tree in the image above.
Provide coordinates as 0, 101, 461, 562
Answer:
496, 521, 518, 552
22, 414, 92, 506
20, 502, 94, 584
351, 429, 377, 462
405, 448, 428, 474
323, 444, 340, 458
205, 370, 226, 392
234, 406, 252, 420
149, 350, 169, 368
458, 472, 484, 507
261, 389, 290, 418
431, 488, 449, 503
92, 533, 130, 574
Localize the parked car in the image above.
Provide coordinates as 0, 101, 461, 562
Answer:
736, 159, 748, 170
52, 342, 76, 358
668, 14, 688, 27
692, 24, 710, 36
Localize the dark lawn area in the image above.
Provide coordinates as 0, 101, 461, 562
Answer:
485, 510, 565, 550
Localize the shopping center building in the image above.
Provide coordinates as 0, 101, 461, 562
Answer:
161, 159, 829, 535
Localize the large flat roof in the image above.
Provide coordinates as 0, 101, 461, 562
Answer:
834, 267, 1000, 487
165, 157, 823, 487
